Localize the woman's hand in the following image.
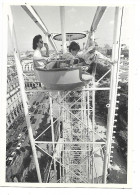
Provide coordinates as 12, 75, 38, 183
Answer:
44, 43, 49, 49
44, 43, 49, 57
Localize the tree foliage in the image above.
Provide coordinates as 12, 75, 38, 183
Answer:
25, 169, 38, 182
95, 64, 128, 161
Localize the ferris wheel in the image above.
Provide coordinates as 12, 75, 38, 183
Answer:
7, 5, 124, 184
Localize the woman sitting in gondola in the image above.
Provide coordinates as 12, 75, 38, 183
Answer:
33, 35, 49, 68
33, 34, 57, 70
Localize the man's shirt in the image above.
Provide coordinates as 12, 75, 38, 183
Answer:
77, 46, 112, 65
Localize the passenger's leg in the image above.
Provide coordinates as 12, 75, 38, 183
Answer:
86, 62, 96, 75
82, 74, 93, 80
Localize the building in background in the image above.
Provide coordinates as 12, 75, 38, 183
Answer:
6, 53, 41, 129
6, 69, 23, 128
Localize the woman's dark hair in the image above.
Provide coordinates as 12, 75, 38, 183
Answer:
69, 41, 80, 52
33, 35, 42, 50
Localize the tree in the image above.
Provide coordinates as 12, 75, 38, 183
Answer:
104, 44, 111, 49
23, 155, 31, 169
6, 142, 13, 150
107, 49, 112, 56
25, 169, 38, 182
20, 147, 25, 152
15, 149, 21, 155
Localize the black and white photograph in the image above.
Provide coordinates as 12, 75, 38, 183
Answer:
0, 0, 133, 188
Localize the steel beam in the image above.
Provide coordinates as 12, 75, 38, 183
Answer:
86, 6, 106, 48
90, 6, 107, 32
103, 7, 124, 183
21, 4, 58, 53
35, 141, 105, 144
60, 6, 67, 53
8, 6, 42, 183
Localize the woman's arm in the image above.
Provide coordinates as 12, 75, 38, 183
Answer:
42, 43, 49, 57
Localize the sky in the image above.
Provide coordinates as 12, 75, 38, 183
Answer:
8, 5, 130, 53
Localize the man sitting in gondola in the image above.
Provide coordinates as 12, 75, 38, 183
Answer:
61, 41, 114, 74
61, 41, 93, 80
77, 40, 115, 74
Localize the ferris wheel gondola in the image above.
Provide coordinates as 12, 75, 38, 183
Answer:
35, 66, 92, 91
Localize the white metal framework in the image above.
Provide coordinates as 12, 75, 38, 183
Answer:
7, 5, 123, 183
21, 4, 58, 53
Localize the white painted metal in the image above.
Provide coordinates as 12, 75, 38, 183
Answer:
60, 6, 67, 53
96, 69, 111, 84
45, 34, 49, 44
8, 6, 42, 183
26, 87, 110, 93
92, 69, 96, 183
86, 6, 106, 48
90, 6, 107, 32
103, 7, 124, 183
49, 94, 55, 150
21, 4, 58, 53
82, 88, 110, 91
34, 141, 105, 145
